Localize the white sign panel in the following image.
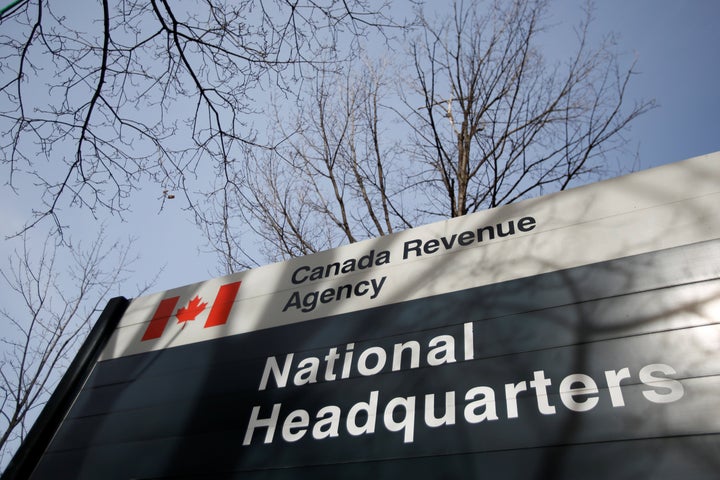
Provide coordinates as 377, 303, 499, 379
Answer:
101, 152, 720, 359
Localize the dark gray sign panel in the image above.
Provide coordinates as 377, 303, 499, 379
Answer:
13, 153, 720, 479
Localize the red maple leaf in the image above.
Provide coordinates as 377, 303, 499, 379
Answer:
176, 296, 208, 324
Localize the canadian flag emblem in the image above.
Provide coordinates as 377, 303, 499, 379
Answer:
141, 281, 241, 341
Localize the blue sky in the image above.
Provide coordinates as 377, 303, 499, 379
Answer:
583, 0, 720, 168
1, 0, 719, 296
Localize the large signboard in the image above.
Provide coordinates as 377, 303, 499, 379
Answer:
18, 153, 720, 478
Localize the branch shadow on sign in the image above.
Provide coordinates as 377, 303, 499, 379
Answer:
28, 157, 720, 479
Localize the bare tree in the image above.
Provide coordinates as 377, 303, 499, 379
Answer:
0, 0, 396, 238
404, 0, 654, 217
201, 56, 416, 272
203, 0, 654, 268
0, 231, 151, 465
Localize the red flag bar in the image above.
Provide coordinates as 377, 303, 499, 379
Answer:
204, 281, 241, 328
141, 297, 180, 341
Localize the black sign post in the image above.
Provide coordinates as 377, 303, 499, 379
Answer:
1, 297, 129, 480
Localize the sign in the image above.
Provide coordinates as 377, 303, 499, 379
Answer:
20, 153, 720, 479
